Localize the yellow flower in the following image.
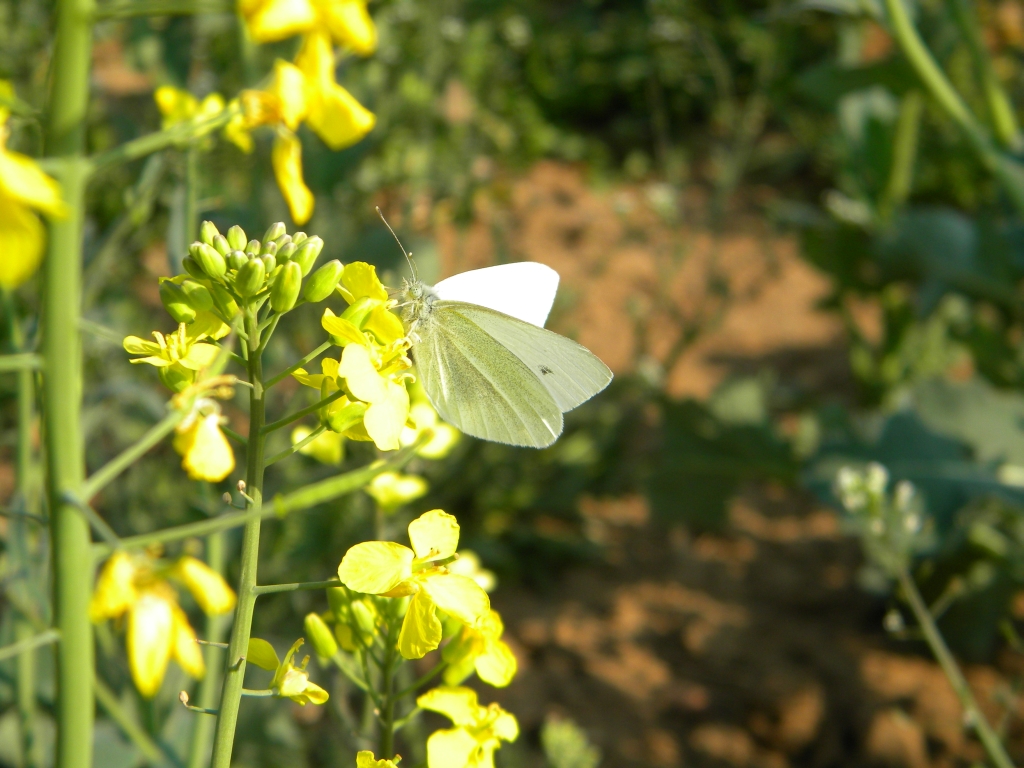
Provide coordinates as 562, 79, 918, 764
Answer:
292, 425, 345, 464
245, 637, 330, 705
173, 398, 236, 482
356, 752, 399, 768
366, 471, 428, 512
91, 551, 235, 697
239, 0, 377, 55
0, 81, 66, 290
417, 687, 519, 768
442, 610, 517, 688
338, 510, 490, 659
154, 86, 225, 129
314, 0, 377, 55
295, 31, 376, 150
124, 323, 222, 392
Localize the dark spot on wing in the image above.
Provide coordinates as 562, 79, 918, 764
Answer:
539, 365, 553, 375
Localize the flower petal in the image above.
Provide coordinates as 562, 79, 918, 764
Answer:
90, 552, 138, 621
178, 414, 235, 483
243, 0, 316, 42
339, 261, 389, 303
172, 605, 206, 679
0, 148, 66, 217
338, 541, 414, 594
322, 310, 370, 347
339, 343, 388, 403
398, 589, 442, 659
174, 556, 237, 615
363, 381, 410, 451
127, 593, 175, 698
475, 639, 517, 688
408, 509, 460, 561
420, 573, 489, 626
322, 0, 377, 55
417, 686, 480, 727
492, 711, 519, 742
425, 727, 479, 768
365, 304, 405, 345
271, 131, 314, 225
178, 342, 221, 371
0, 197, 45, 290
306, 82, 376, 151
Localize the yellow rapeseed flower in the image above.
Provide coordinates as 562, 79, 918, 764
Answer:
417, 687, 519, 768
124, 323, 221, 393
91, 552, 236, 697
338, 510, 490, 659
245, 637, 330, 705
173, 398, 236, 483
0, 81, 67, 290
442, 610, 517, 688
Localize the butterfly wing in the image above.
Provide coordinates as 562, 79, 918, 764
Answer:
448, 302, 612, 412
432, 262, 559, 327
414, 306, 564, 448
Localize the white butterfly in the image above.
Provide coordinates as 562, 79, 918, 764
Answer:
400, 260, 612, 448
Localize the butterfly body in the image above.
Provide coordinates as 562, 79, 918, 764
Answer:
400, 262, 612, 448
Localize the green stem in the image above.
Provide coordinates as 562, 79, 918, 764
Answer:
878, 89, 923, 221
0, 354, 42, 372
265, 341, 332, 389
0, 631, 60, 663
379, 635, 396, 758
80, 409, 187, 500
210, 309, 267, 768
394, 661, 446, 700
62, 493, 121, 547
261, 390, 345, 435
90, 106, 238, 171
94, 677, 164, 765
250, 579, 339, 596
897, 568, 1015, 768
265, 425, 326, 466
44, 0, 95, 757
187, 530, 228, 768
16, 621, 41, 768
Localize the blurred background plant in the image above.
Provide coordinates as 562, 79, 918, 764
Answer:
16, 0, 1024, 765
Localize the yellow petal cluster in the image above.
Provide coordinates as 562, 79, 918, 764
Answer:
246, 637, 330, 706
91, 552, 236, 697
0, 81, 67, 290
417, 687, 519, 768
338, 510, 490, 659
293, 262, 413, 451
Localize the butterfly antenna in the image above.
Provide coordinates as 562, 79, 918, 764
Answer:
376, 206, 418, 282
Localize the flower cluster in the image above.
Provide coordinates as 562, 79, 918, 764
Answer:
417, 686, 519, 768
91, 551, 236, 697
0, 80, 66, 290
293, 261, 413, 451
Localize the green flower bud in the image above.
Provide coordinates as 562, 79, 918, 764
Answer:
159, 365, 193, 393
259, 240, 278, 257
159, 280, 196, 324
212, 234, 231, 256
292, 231, 308, 245
209, 282, 239, 319
199, 220, 220, 246
226, 225, 248, 251
293, 236, 324, 276
261, 254, 277, 273
303, 259, 344, 303
263, 222, 286, 242
182, 256, 206, 280
276, 242, 297, 263
245, 239, 261, 257
181, 279, 214, 311
227, 250, 248, 271
271, 261, 302, 312
191, 242, 227, 280
234, 258, 266, 298
274, 234, 292, 249
341, 296, 376, 327
350, 600, 376, 636
304, 613, 339, 660
326, 587, 348, 619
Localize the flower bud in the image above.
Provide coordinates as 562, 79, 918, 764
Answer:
200, 220, 220, 246
212, 234, 231, 256
292, 231, 308, 245
227, 250, 248, 271
304, 613, 339, 660
159, 365, 193, 392
259, 240, 278, 257
234, 258, 266, 298
182, 256, 206, 280
273, 234, 292, 249
191, 242, 227, 280
261, 254, 277, 273
326, 587, 348, 619
271, 261, 302, 313
209, 282, 239, 319
276, 242, 297, 263
245, 239, 261, 257
263, 222, 287, 242
160, 280, 196, 323
181, 280, 214, 312
350, 600, 376, 636
303, 260, 344, 303
226, 225, 248, 251
293, 236, 324, 276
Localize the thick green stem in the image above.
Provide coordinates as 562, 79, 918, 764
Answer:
187, 531, 228, 768
44, 0, 95, 756
209, 310, 266, 768
897, 568, 1015, 768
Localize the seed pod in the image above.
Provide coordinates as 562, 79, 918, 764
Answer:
261, 254, 277, 273
304, 613, 338, 660
292, 236, 324, 276
182, 256, 206, 280
276, 242, 297, 263
209, 282, 239, 319
259, 239, 278, 257
292, 231, 308, 245
227, 250, 248, 271
181, 279, 214, 312
270, 261, 302, 312
212, 234, 231, 256
303, 259, 344, 303
190, 242, 227, 279
244, 239, 261, 257
234, 258, 266, 298
199, 220, 220, 246
160, 280, 196, 323
226, 225, 248, 251
263, 222, 286, 242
